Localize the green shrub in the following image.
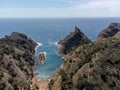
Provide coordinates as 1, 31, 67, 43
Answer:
8, 77, 13, 83
0, 71, 3, 79
0, 82, 6, 90
90, 63, 94, 68
12, 79, 18, 90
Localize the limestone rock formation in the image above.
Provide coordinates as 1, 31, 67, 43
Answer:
49, 23, 120, 90
38, 52, 46, 65
0, 32, 37, 90
58, 26, 92, 55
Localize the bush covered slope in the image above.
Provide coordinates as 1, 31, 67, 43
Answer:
49, 23, 120, 90
0, 32, 37, 90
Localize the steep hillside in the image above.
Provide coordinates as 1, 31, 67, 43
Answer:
0, 32, 37, 90
49, 23, 120, 90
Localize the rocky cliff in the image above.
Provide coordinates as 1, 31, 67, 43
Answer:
49, 23, 120, 90
58, 26, 92, 55
0, 32, 37, 90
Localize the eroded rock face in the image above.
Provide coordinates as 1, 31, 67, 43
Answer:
97, 23, 120, 40
0, 32, 37, 90
58, 26, 92, 55
49, 23, 120, 90
38, 52, 46, 65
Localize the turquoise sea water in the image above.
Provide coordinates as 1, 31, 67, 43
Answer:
0, 18, 119, 79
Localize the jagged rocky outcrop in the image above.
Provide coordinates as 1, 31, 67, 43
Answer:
58, 26, 92, 55
37, 52, 46, 65
49, 23, 120, 90
97, 23, 120, 40
0, 32, 37, 90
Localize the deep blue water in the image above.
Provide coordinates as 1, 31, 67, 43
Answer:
0, 18, 119, 79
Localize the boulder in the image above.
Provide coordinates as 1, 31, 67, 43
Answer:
38, 52, 46, 65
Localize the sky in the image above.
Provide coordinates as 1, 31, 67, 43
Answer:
0, 0, 120, 18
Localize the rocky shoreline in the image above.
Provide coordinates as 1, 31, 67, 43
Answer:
0, 23, 120, 90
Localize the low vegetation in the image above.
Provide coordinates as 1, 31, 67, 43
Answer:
0, 32, 36, 90
49, 23, 120, 90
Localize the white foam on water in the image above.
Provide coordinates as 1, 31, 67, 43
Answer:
62, 57, 64, 59
54, 42, 58, 46
35, 41, 42, 52
37, 52, 47, 65
37, 72, 51, 80
60, 64, 64, 69
54, 41, 61, 47
37, 42, 42, 46
62, 56, 67, 60
38, 52, 47, 59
